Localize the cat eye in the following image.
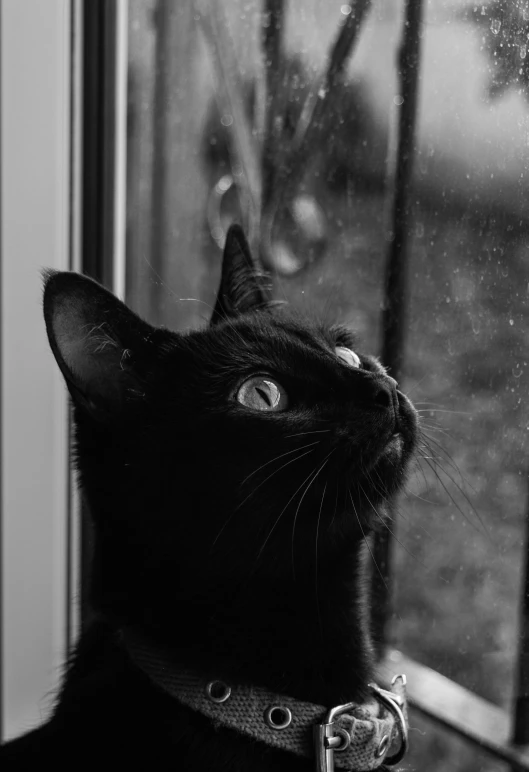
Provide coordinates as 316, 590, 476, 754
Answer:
236, 376, 288, 412
336, 347, 361, 369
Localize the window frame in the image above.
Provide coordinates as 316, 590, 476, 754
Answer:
0, 0, 75, 741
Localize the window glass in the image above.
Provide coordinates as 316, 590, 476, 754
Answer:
126, 1, 528, 767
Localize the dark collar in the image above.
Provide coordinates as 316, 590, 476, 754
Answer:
124, 630, 408, 771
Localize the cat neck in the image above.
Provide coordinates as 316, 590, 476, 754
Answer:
125, 541, 375, 708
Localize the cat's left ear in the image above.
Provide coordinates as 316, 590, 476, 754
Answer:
210, 224, 269, 326
43, 271, 162, 419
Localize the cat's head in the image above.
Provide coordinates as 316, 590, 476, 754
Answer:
44, 226, 417, 629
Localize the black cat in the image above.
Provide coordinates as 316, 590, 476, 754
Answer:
0, 225, 417, 770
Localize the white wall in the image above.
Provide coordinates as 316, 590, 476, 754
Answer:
1, 0, 73, 741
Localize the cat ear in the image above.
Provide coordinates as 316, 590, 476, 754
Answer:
210, 224, 269, 325
43, 271, 157, 418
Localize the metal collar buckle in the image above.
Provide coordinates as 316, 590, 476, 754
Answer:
369, 681, 409, 765
313, 678, 408, 772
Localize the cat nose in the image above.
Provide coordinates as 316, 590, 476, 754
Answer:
369, 376, 398, 409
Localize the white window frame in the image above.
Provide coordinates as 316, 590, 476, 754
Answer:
0, 0, 76, 741
0, 0, 129, 741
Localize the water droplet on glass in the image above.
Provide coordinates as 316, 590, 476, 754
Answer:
509, 319, 514, 326
513, 365, 523, 378
394, 95, 404, 106
340, 4, 352, 14
521, 45, 527, 60
490, 18, 501, 35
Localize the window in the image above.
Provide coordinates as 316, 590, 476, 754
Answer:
1, 2, 528, 768
126, 1, 529, 769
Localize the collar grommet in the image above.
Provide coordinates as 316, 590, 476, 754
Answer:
375, 733, 390, 758
265, 705, 292, 730
205, 680, 231, 703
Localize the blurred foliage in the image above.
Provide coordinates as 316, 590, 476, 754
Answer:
471, 0, 529, 99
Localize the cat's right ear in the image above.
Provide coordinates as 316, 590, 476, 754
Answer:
210, 224, 270, 326
43, 271, 159, 419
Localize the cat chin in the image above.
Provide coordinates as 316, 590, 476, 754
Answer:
357, 431, 407, 475
383, 432, 404, 459
360, 433, 414, 500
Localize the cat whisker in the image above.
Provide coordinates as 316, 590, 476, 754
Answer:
141, 258, 231, 327
419, 455, 490, 541
420, 430, 476, 494
419, 441, 465, 491
405, 469, 439, 506
210, 446, 318, 551
416, 408, 471, 416
235, 447, 317, 513
365, 467, 436, 540
328, 481, 340, 531
256, 457, 329, 564
400, 373, 429, 396
284, 429, 331, 439
418, 434, 482, 526
348, 489, 389, 594
387, 493, 436, 540
419, 420, 455, 440
359, 483, 430, 572
314, 479, 328, 644
143, 254, 255, 349
413, 401, 454, 408
291, 450, 334, 582
240, 440, 321, 486
363, 469, 389, 503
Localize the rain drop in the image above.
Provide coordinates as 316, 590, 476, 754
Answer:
521, 45, 527, 61
490, 18, 501, 35
509, 319, 514, 326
